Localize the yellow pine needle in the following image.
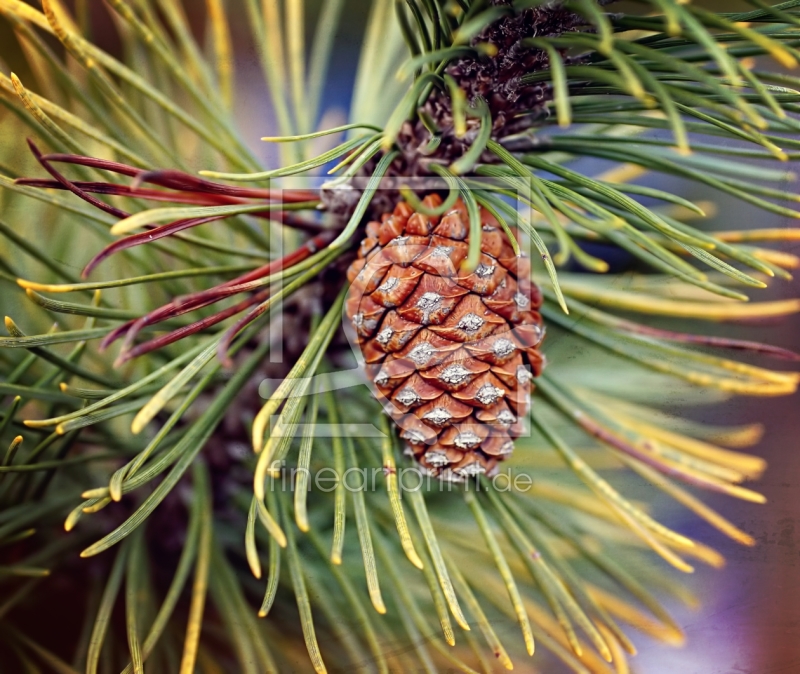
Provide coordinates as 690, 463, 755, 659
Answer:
408, 529, 460, 646
448, 564, 514, 670
488, 489, 611, 662
623, 457, 757, 546
259, 490, 283, 617
253, 399, 293, 460
465, 491, 535, 657
669, 539, 726, 569
179, 481, 213, 674
64, 502, 87, 531
547, 569, 612, 662
43, 0, 80, 33
245, 498, 261, 579
560, 282, 800, 320
109, 467, 126, 502
255, 291, 344, 463
582, 394, 767, 453
82, 497, 112, 514
587, 586, 685, 646
131, 357, 212, 435
81, 487, 109, 500
205, 0, 233, 111
597, 623, 630, 674
6, 435, 22, 453
16, 276, 111, 294
611, 413, 766, 480
752, 248, 800, 270
657, 200, 717, 222
610, 502, 695, 574
633, 441, 767, 502
681, 375, 797, 397
740, 126, 789, 160
263, 404, 308, 477
629, 446, 766, 501
23, 419, 51, 429
281, 498, 328, 674
714, 482, 767, 505
734, 23, 797, 70
543, 577, 584, 659
263, 0, 288, 93
254, 496, 287, 549
109, 211, 171, 235
407, 527, 455, 646
325, 391, 347, 566
9, 72, 60, 137
375, 429, 423, 570
534, 412, 696, 551
594, 163, 648, 185
0, 0, 52, 32
519, 597, 616, 674
408, 489, 471, 632
710, 424, 764, 449
291, 378, 323, 536
632, 436, 746, 485
514, 444, 625, 470
524, 481, 631, 522
346, 448, 387, 614
714, 228, 800, 242
467, 564, 617, 674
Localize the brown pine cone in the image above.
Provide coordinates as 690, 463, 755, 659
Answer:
346, 195, 545, 481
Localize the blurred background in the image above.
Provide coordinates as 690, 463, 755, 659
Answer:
0, 1, 798, 672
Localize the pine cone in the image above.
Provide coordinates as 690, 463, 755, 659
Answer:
346, 196, 545, 481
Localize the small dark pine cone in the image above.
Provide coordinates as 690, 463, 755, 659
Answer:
345, 196, 546, 481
